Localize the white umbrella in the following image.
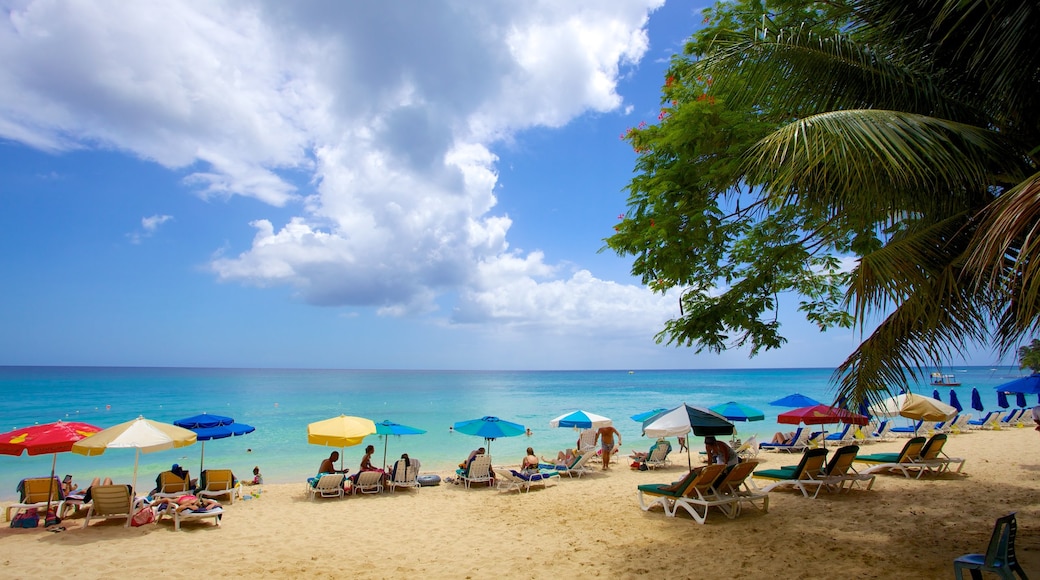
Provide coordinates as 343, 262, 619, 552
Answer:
71, 416, 197, 497
869, 393, 957, 435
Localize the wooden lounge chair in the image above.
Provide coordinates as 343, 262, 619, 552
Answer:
853, 436, 927, 478
196, 469, 241, 504
751, 448, 829, 498
636, 464, 727, 517
81, 484, 143, 528
308, 473, 345, 499
712, 461, 769, 515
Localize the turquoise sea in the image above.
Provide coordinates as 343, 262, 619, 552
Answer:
0, 365, 1031, 501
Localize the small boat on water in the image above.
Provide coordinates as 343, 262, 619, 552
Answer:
930, 372, 961, 386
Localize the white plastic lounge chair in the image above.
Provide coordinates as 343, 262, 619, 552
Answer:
736, 435, 759, 460
460, 454, 494, 488
999, 409, 1022, 428
497, 469, 558, 493
824, 424, 854, 445
670, 466, 740, 523
713, 461, 769, 515
540, 451, 595, 479
810, 445, 876, 497
81, 484, 145, 528
759, 427, 809, 453
7, 476, 64, 522
156, 502, 223, 531
196, 469, 241, 504
388, 459, 420, 493
644, 443, 672, 469
153, 470, 191, 499
577, 429, 597, 452
308, 473, 346, 499
968, 411, 999, 430
637, 464, 727, 517
352, 471, 385, 494
910, 434, 966, 477
948, 413, 973, 434
750, 448, 829, 498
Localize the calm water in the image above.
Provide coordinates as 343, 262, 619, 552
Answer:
0, 365, 1029, 500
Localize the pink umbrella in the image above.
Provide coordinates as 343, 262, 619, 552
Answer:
777, 404, 868, 448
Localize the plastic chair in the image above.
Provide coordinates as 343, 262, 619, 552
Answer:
953, 512, 1028, 579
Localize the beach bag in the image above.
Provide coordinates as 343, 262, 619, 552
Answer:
11, 508, 39, 528
130, 506, 155, 527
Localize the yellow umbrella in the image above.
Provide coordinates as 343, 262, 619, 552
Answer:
307, 415, 376, 471
72, 416, 197, 497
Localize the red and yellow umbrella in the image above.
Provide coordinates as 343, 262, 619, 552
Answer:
0, 420, 102, 516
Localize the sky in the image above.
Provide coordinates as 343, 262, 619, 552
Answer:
0, 0, 1001, 370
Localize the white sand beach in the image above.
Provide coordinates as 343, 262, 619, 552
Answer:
2, 427, 1037, 579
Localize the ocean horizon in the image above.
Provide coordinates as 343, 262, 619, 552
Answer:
1, 365, 1031, 501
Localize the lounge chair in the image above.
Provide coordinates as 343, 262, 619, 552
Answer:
81, 484, 143, 528
539, 451, 595, 478
352, 471, 384, 494
812, 445, 875, 497
156, 501, 223, 531
577, 429, 597, 453
872, 420, 895, 442
460, 454, 494, 488
759, 427, 809, 453
387, 459, 420, 493
953, 512, 1028, 579
497, 469, 558, 493
750, 448, 829, 498
643, 442, 672, 469
7, 476, 64, 522
712, 461, 768, 515
998, 409, 1022, 428
911, 433, 966, 477
153, 470, 191, 499
948, 413, 973, 434
196, 469, 241, 504
308, 473, 346, 499
969, 411, 1003, 430
671, 465, 742, 523
824, 424, 854, 445
636, 464, 727, 517
852, 436, 927, 478
891, 420, 924, 436
736, 436, 759, 460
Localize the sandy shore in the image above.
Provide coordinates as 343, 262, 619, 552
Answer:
1, 426, 1037, 579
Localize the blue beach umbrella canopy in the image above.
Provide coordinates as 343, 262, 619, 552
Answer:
993, 374, 1040, 395
549, 410, 612, 429
174, 413, 255, 474
770, 393, 822, 408
971, 388, 985, 412
709, 401, 765, 422
997, 390, 1010, 409
948, 390, 963, 412
374, 420, 426, 470
452, 416, 525, 454
630, 408, 667, 422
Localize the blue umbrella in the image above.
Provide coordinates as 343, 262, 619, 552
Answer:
770, 393, 822, 407
374, 420, 426, 470
932, 389, 941, 401
709, 401, 765, 422
630, 408, 667, 422
948, 390, 963, 412
452, 416, 525, 454
174, 413, 255, 474
971, 388, 984, 412
997, 390, 1010, 409
1016, 392, 1028, 408
993, 373, 1040, 395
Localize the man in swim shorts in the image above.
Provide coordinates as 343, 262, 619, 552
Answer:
594, 425, 621, 471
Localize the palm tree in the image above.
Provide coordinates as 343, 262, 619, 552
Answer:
694, 0, 1040, 405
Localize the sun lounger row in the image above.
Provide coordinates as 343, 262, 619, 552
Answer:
751, 446, 876, 499
637, 461, 769, 524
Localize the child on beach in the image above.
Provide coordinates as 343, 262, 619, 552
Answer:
246, 466, 263, 485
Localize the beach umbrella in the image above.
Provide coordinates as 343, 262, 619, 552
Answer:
709, 401, 765, 422
932, 389, 941, 401
71, 416, 196, 498
307, 415, 376, 471
549, 410, 613, 429
778, 404, 868, 448
971, 388, 984, 412
642, 404, 734, 469
452, 416, 525, 454
949, 390, 963, 413
630, 408, 667, 422
769, 393, 822, 407
174, 413, 255, 475
993, 373, 1040, 395
374, 420, 426, 470
0, 420, 102, 517
1016, 392, 1028, 408
997, 391, 1010, 409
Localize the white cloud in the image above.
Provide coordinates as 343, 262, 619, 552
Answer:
128, 213, 173, 244
1, 0, 670, 339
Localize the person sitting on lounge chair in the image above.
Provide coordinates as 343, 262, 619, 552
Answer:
349, 445, 385, 483
772, 431, 796, 444
521, 447, 540, 474
631, 438, 672, 460
704, 436, 739, 467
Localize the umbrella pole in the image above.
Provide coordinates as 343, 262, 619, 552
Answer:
382, 436, 389, 472
45, 453, 57, 520
131, 449, 140, 509
199, 441, 206, 477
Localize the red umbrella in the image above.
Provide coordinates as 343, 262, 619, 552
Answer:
777, 405, 868, 449
0, 421, 102, 518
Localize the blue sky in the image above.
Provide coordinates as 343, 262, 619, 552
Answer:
0, 1, 1000, 370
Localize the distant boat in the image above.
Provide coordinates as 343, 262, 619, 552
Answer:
930, 372, 961, 386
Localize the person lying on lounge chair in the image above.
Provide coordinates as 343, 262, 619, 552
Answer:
771, 431, 796, 444
154, 494, 221, 513
631, 438, 672, 460
542, 448, 577, 467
